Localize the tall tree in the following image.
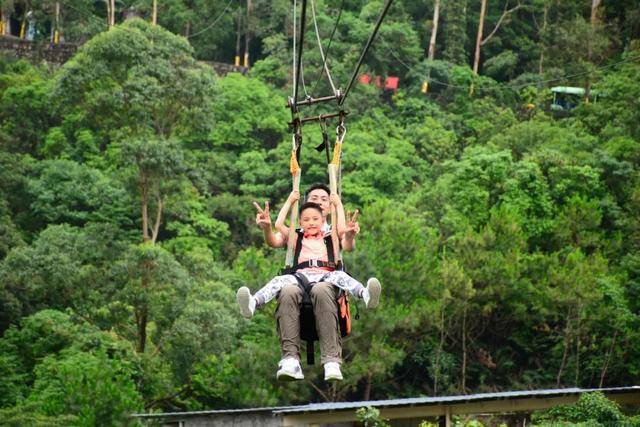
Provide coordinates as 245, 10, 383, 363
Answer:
427, 0, 441, 61
473, 0, 523, 74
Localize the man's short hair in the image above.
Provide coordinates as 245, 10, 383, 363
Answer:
304, 183, 330, 201
299, 201, 324, 216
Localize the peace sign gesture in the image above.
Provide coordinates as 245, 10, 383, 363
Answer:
345, 209, 360, 237
253, 201, 271, 230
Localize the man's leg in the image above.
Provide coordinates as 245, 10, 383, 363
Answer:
276, 283, 303, 362
310, 282, 342, 365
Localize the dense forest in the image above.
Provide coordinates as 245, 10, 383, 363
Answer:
0, 0, 639, 425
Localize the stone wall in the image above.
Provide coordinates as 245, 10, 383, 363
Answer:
0, 36, 77, 63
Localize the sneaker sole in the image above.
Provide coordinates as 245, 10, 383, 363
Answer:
277, 371, 304, 381
366, 278, 381, 309
325, 374, 343, 381
236, 287, 253, 319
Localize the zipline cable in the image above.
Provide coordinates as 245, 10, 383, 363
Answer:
56, 0, 235, 41
379, 36, 640, 92
339, 0, 395, 106
292, 0, 309, 107
187, 0, 235, 39
310, 0, 338, 97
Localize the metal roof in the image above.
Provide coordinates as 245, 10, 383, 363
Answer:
551, 86, 586, 95
273, 386, 640, 415
131, 386, 640, 419
132, 405, 297, 419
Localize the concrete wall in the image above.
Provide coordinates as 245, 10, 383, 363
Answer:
139, 413, 282, 427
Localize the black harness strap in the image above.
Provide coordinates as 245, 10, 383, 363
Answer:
285, 229, 344, 365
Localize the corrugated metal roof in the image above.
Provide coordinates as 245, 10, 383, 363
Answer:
132, 406, 296, 418
132, 386, 640, 419
273, 386, 640, 414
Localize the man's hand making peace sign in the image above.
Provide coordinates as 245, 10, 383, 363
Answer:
253, 201, 271, 230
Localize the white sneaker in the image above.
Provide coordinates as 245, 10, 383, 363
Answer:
324, 362, 343, 381
236, 286, 256, 319
276, 358, 304, 381
362, 278, 381, 309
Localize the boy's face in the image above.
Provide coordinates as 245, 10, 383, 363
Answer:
306, 189, 330, 217
300, 207, 325, 236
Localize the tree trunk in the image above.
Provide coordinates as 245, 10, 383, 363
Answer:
104, 0, 111, 26
110, 0, 116, 26
538, 2, 548, 75
461, 304, 468, 392
434, 301, 446, 396
152, 0, 157, 25
472, 0, 487, 74
235, 10, 242, 66
136, 299, 148, 353
244, 0, 252, 67
599, 330, 618, 387
590, 0, 601, 27
51, 2, 60, 43
427, 0, 440, 61
556, 311, 573, 387
363, 372, 373, 401
574, 310, 582, 386
140, 172, 152, 243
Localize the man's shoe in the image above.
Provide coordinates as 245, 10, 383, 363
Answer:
236, 287, 256, 319
277, 358, 304, 381
362, 278, 381, 309
324, 362, 343, 381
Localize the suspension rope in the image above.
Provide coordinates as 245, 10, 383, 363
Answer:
310, 0, 338, 96
339, 0, 395, 106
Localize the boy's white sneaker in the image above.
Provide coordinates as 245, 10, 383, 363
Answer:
362, 278, 381, 309
324, 362, 343, 381
276, 358, 304, 381
236, 286, 256, 319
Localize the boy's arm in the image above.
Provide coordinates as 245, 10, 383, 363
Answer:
274, 191, 300, 238
341, 210, 360, 252
253, 201, 286, 248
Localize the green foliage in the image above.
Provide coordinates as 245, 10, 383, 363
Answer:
534, 392, 628, 426
28, 350, 143, 426
1, 2, 640, 420
356, 406, 391, 427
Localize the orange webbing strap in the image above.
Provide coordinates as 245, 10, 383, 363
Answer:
285, 150, 302, 268
327, 123, 345, 264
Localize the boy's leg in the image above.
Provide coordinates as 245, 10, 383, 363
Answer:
238, 275, 299, 319
322, 271, 365, 297
322, 271, 381, 309
255, 275, 298, 306
309, 281, 342, 365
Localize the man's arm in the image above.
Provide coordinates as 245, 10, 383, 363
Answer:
253, 201, 286, 248
341, 210, 360, 252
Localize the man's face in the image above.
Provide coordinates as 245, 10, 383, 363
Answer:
306, 189, 330, 217
299, 207, 324, 236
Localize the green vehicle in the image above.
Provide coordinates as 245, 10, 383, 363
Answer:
551, 86, 598, 112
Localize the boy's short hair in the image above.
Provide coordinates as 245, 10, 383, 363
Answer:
304, 183, 330, 201
299, 201, 324, 216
